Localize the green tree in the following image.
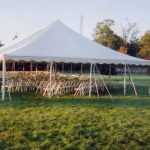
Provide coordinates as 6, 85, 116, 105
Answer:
138, 31, 150, 60
127, 39, 140, 56
93, 19, 124, 50
121, 20, 140, 56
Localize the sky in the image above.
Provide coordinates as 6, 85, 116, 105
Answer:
0, 0, 150, 43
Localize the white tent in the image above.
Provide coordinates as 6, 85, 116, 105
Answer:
0, 20, 150, 100
0, 20, 150, 65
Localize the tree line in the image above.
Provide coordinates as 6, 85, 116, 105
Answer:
93, 19, 150, 60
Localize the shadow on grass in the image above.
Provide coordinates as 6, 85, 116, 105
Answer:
0, 92, 150, 108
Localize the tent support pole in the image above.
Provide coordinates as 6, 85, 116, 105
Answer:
55, 63, 57, 73
2, 57, 6, 101
128, 69, 131, 91
81, 64, 83, 75
127, 65, 137, 96
14, 62, 16, 71
93, 64, 99, 97
71, 63, 72, 74
124, 64, 127, 95
23, 63, 25, 71
89, 63, 93, 97
109, 64, 111, 79
36, 64, 38, 75
95, 64, 113, 100
47, 63, 50, 72
30, 62, 33, 71
62, 63, 64, 74
108, 64, 111, 86
48, 62, 53, 98
12, 62, 15, 71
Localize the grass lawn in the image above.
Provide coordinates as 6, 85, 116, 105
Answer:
0, 74, 150, 149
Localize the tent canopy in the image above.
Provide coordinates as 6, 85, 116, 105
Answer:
0, 20, 150, 65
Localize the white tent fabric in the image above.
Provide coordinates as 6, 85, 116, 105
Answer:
0, 20, 150, 65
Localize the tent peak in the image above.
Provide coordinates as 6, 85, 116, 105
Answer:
50, 20, 66, 27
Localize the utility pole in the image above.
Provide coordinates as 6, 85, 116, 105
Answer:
80, 15, 84, 35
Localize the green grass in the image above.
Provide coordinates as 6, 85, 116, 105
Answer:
0, 74, 150, 149
0, 93, 150, 149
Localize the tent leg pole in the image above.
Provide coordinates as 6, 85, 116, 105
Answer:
109, 64, 111, 79
46, 63, 48, 72
12, 62, 15, 71
71, 63, 72, 74
30, 62, 33, 71
89, 63, 92, 97
47, 63, 50, 72
124, 64, 127, 96
81, 64, 83, 75
13, 62, 16, 71
23, 63, 25, 71
95, 64, 113, 100
108, 64, 111, 86
36, 64, 38, 75
2, 57, 6, 101
93, 64, 99, 97
55, 63, 57, 73
127, 65, 137, 96
49, 62, 53, 98
62, 63, 64, 74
